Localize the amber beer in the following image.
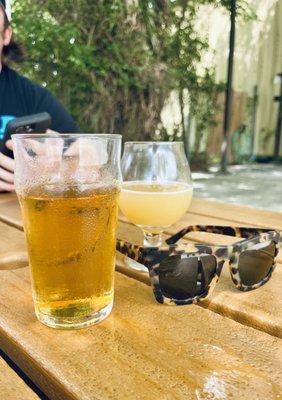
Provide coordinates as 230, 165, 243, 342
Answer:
19, 185, 119, 328
13, 134, 121, 328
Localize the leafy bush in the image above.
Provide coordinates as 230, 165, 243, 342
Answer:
11, 0, 253, 144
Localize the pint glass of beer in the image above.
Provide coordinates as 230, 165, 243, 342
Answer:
12, 134, 122, 329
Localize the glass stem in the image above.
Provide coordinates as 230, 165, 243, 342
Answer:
143, 231, 163, 247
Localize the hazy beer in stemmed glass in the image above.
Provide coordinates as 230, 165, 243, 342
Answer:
119, 141, 193, 271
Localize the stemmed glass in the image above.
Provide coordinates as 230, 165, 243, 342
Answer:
119, 141, 193, 271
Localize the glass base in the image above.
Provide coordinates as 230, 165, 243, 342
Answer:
35, 302, 113, 330
143, 231, 163, 247
124, 256, 148, 273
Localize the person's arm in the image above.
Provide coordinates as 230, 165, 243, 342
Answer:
0, 82, 79, 193
33, 87, 80, 133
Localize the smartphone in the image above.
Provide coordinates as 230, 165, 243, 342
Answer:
1, 113, 52, 157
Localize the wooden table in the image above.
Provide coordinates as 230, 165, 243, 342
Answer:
0, 193, 281, 400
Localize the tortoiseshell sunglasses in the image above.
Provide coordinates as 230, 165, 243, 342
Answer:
116, 225, 281, 305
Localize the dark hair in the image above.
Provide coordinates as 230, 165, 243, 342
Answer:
2, 9, 26, 64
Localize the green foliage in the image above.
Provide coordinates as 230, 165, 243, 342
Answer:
217, 0, 256, 20
11, 0, 254, 144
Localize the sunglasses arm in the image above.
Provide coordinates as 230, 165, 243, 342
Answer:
116, 240, 187, 267
166, 225, 273, 245
116, 240, 146, 263
230, 231, 280, 253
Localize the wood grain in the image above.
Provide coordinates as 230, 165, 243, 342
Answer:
1, 195, 281, 263
116, 221, 282, 338
0, 356, 39, 399
0, 195, 281, 399
119, 213, 282, 264
0, 195, 281, 337
189, 198, 282, 229
0, 252, 28, 270
0, 193, 14, 204
1, 195, 282, 232
0, 196, 22, 230
0, 267, 281, 400
0, 220, 26, 254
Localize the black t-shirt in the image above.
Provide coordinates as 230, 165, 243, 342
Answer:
0, 65, 79, 155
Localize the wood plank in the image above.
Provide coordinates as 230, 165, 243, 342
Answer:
119, 213, 282, 263
1, 194, 282, 231
1, 196, 281, 264
0, 221, 27, 255
0, 196, 22, 230
0, 356, 39, 399
116, 221, 282, 338
0, 193, 14, 204
189, 198, 282, 230
0, 197, 281, 337
0, 267, 281, 400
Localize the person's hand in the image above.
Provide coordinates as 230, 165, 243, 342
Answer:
0, 140, 15, 192
0, 132, 60, 193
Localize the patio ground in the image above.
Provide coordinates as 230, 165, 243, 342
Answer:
192, 164, 282, 212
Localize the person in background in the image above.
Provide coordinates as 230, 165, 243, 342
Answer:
0, 0, 79, 192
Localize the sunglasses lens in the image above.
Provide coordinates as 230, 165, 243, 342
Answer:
157, 254, 217, 300
238, 241, 276, 286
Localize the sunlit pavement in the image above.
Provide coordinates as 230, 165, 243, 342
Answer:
192, 164, 282, 212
